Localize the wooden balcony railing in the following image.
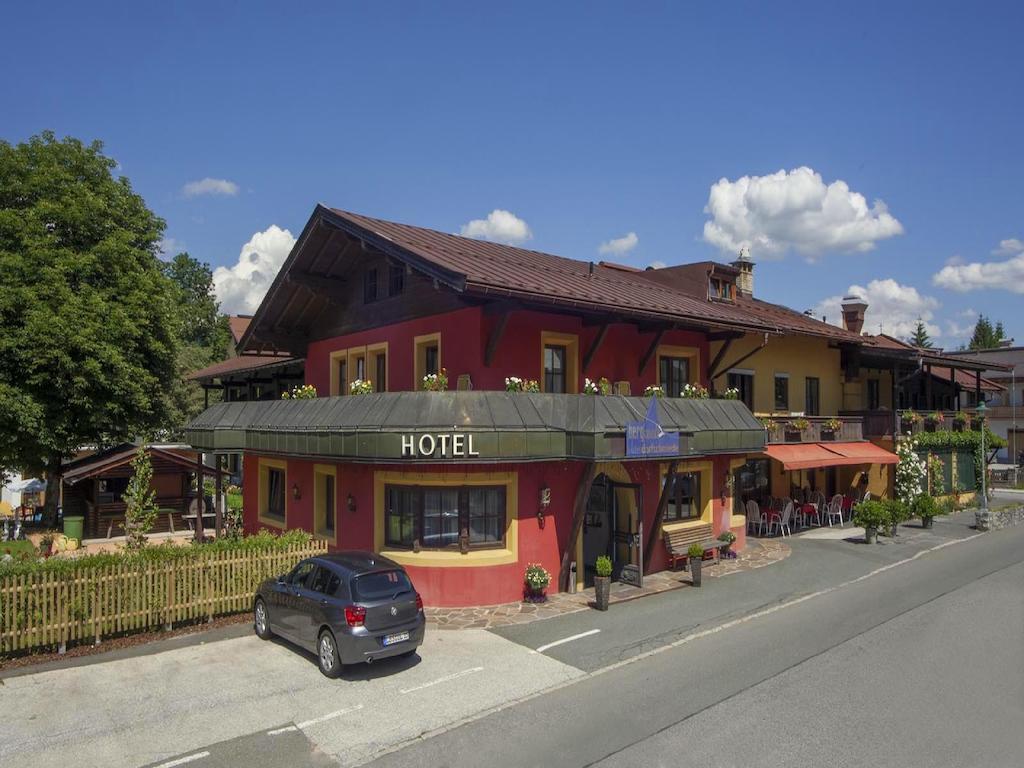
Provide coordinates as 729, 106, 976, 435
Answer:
841, 408, 990, 439
763, 415, 864, 444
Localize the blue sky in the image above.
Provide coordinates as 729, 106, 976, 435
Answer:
4, 1, 1023, 345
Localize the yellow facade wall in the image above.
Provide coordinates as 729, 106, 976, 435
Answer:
710, 334, 842, 416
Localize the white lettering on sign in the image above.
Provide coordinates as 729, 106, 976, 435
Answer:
400, 433, 481, 458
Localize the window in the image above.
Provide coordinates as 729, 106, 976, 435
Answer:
352, 353, 366, 383
733, 459, 770, 513
660, 357, 690, 398
388, 264, 405, 296
97, 477, 130, 503
375, 353, 387, 392
352, 570, 413, 601
805, 377, 820, 416
415, 333, 442, 386
727, 371, 754, 410
310, 566, 340, 596
544, 345, 567, 393
774, 374, 789, 411
288, 560, 316, 587
314, 466, 336, 540
338, 358, 347, 397
867, 378, 880, 410
363, 268, 379, 303
664, 472, 701, 522
384, 485, 507, 550
709, 277, 733, 301
424, 345, 438, 376
263, 467, 286, 522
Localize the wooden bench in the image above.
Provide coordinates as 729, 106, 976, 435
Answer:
663, 523, 721, 571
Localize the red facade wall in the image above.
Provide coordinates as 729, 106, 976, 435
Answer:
241, 452, 746, 607
304, 306, 710, 397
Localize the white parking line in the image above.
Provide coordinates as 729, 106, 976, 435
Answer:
266, 725, 298, 736
399, 666, 484, 694
535, 629, 600, 654
296, 703, 364, 729
154, 752, 211, 768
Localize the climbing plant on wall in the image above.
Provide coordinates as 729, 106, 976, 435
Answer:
914, 429, 1006, 492
895, 436, 926, 503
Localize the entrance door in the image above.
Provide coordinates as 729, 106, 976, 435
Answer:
581, 475, 643, 587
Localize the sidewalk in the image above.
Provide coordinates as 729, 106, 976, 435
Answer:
427, 538, 790, 630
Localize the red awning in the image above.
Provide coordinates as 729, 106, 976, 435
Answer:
763, 442, 898, 471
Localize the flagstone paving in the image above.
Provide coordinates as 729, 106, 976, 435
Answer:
426, 538, 790, 630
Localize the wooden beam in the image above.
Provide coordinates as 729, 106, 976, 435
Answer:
713, 333, 768, 380
287, 271, 347, 294
559, 462, 598, 592
253, 329, 306, 357
706, 337, 735, 381
644, 460, 678, 571
637, 329, 666, 376
582, 323, 610, 372
484, 312, 511, 367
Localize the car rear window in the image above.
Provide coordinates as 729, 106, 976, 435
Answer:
351, 570, 413, 601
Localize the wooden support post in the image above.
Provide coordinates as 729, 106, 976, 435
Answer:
925, 365, 932, 410
582, 323, 610, 372
559, 462, 598, 592
214, 453, 223, 537
484, 312, 511, 367
194, 452, 205, 543
644, 460, 678, 571
637, 329, 666, 377
706, 337, 735, 384
93, 584, 101, 646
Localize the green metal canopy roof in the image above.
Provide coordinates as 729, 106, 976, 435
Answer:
184, 392, 765, 463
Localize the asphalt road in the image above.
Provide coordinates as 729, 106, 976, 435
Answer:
368, 522, 1024, 768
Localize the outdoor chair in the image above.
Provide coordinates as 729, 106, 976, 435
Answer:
746, 499, 766, 536
768, 501, 793, 537
826, 500, 844, 527
804, 498, 822, 527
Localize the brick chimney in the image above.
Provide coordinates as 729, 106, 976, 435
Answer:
841, 295, 869, 335
731, 247, 754, 296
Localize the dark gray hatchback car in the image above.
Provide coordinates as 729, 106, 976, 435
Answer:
254, 551, 425, 677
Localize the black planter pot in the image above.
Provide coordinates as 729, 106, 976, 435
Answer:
921, 516, 934, 529
594, 575, 611, 611
690, 557, 703, 587
865, 526, 878, 544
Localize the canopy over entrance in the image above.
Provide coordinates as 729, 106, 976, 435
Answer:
184, 391, 766, 463
763, 442, 897, 471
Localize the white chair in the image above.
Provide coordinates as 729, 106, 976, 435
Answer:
804, 497, 822, 527
826, 499, 844, 527
769, 501, 793, 537
746, 499, 766, 536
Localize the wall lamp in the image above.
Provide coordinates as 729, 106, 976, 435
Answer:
291, 483, 301, 501
347, 493, 357, 513
537, 485, 551, 529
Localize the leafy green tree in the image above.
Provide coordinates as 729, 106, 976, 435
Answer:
162, 252, 231, 428
908, 320, 933, 348
0, 132, 179, 526
123, 448, 158, 550
968, 315, 1006, 350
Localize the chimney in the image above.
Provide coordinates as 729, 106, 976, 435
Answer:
841, 295, 869, 335
731, 247, 754, 296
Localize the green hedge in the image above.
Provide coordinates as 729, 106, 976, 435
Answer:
914, 429, 1005, 492
0, 529, 314, 578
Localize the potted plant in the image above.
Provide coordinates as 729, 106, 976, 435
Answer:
822, 417, 843, 440
687, 543, 706, 586
524, 563, 551, 603
717, 530, 737, 558
644, 385, 665, 398
952, 412, 968, 432
758, 416, 778, 434
422, 368, 449, 392
350, 378, 373, 395
680, 383, 710, 399
882, 498, 909, 537
852, 500, 888, 544
911, 494, 939, 529
720, 387, 740, 400
785, 418, 809, 441
593, 555, 612, 610
583, 378, 601, 395
901, 410, 922, 433
924, 411, 944, 432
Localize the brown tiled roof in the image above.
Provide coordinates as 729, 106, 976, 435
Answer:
187, 354, 299, 382
327, 208, 866, 342
228, 316, 252, 345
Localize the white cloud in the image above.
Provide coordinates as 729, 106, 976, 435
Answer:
213, 225, 296, 314
156, 237, 185, 258
702, 166, 904, 259
814, 278, 940, 339
459, 209, 532, 245
993, 238, 1024, 256
932, 238, 1024, 294
598, 231, 638, 257
182, 177, 240, 198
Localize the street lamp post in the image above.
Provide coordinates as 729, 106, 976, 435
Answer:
977, 400, 990, 530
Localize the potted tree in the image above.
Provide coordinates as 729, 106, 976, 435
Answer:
853, 500, 888, 544
882, 498, 909, 537
717, 530, 737, 558
593, 555, 612, 610
687, 543, 706, 586
911, 494, 939, 529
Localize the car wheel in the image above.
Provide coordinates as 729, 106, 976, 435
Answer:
317, 630, 342, 678
254, 599, 272, 640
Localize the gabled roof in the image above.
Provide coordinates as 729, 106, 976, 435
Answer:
862, 334, 1012, 373
188, 354, 302, 383
228, 316, 253, 346
61, 444, 226, 485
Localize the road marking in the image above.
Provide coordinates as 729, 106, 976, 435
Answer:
154, 752, 211, 768
266, 725, 298, 735
535, 629, 601, 654
399, 666, 484, 694
296, 703, 364, 729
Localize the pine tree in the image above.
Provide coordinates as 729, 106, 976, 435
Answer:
968, 315, 1006, 350
909, 320, 933, 348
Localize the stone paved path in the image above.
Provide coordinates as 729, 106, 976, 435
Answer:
426, 538, 790, 630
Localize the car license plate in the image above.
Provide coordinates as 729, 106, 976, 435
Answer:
382, 631, 410, 647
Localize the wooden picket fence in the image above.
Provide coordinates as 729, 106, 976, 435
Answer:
0, 541, 327, 654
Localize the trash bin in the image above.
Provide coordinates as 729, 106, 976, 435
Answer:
63, 515, 85, 543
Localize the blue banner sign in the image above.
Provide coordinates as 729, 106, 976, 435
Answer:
626, 399, 679, 457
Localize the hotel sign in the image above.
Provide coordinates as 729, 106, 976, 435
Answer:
625, 399, 680, 458
401, 433, 481, 459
